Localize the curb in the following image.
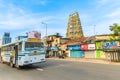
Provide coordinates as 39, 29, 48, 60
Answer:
48, 58, 120, 65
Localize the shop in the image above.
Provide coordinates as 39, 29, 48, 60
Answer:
81, 44, 96, 59
67, 45, 84, 58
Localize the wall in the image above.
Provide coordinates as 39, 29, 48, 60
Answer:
84, 51, 95, 58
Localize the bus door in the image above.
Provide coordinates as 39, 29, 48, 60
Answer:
14, 44, 18, 65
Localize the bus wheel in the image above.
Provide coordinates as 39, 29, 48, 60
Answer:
10, 60, 14, 68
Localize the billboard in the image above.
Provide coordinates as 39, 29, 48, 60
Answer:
96, 41, 120, 49
27, 31, 41, 38
81, 44, 88, 50
88, 44, 95, 50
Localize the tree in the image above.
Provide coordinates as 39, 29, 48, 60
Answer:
109, 23, 120, 36
55, 33, 62, 37
109, 23, 120, 40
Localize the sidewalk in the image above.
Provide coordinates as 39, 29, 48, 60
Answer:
49, 57, 120, 65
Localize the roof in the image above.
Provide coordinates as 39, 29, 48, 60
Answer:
0, 39, 24, 47
66, 37, 88, 45
61, 38, 71, 40
47, 35, 62, 37
95, 34, 110, 36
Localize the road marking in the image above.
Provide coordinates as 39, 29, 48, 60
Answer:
36, 68, 44, 71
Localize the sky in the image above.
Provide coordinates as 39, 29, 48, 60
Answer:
0, 0, 120, 41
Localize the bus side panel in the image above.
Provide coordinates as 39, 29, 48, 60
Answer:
1, 52, 11, 63
18, 54, 45, 66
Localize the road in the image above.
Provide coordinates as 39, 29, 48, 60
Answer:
0, 58, 120, 80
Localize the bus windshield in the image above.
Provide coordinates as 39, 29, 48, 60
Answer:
25, 42, 44, 51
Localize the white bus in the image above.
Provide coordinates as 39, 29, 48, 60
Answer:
0, 38, 46, 68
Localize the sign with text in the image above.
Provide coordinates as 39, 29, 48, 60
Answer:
67, 45, 80, 50
27, 31, 41, 38
88, 44, 95, 50
81, 44, 88, 50
27, 38, 41, 42
96, 41, 120, 49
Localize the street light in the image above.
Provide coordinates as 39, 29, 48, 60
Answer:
94, 25, 96, 36
41, 22, 47, 37
41, 22, 48, 47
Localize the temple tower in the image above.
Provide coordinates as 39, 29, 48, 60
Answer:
66, 12, 84, 39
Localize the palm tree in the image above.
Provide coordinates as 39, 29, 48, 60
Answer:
109, 23, 120, 40
110, 23, 120, 36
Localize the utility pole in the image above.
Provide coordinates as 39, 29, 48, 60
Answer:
41, 22, 47, 37
94, 25, 96, 36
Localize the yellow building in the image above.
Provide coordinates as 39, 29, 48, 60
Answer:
45, 35, 70, 57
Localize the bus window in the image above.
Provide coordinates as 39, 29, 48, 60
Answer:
18, 42, 22, 51
25, 42, 44, 51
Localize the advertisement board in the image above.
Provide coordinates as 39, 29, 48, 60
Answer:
96, 41, 120, 49
27, 31, 41, 38
67, 45, 80, 50
27, 38, 41, 42
81, 44, 88, 50
88, 44, 95, 50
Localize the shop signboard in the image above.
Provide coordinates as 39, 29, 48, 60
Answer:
96, 41, 120, 50
88, 44, 95, 50
67, 45, 80, 50
27, 31, 41, 38
81, 44, 88, 50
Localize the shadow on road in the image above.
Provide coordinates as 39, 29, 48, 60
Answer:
18, 62, 48, 70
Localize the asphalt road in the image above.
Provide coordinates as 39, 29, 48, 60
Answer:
0, 58, 120, 80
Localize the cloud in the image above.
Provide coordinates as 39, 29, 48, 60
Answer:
87, 18, 120, 36
0, 0, 69, 39
98, 0, 109, 3
31, 0, 48, 5
0, 1, 54, 30
82, 0, 120, 37
106, 8, 120, 18
0, 0, 57, 39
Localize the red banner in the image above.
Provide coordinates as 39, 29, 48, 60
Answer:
81, 44, 88, 50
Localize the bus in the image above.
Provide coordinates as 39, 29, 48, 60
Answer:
0, 38, 46, 68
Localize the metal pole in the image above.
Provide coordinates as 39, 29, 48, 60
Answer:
94, 25, 96, 36
46, 24, 47, 37
41, 22, 47, 37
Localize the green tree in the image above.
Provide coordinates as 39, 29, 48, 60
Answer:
109, 23, 120, 40
55, 33, 62, 37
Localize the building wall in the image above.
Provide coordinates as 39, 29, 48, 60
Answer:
105, 51, 120, 61
96, 35, 111, 40
84, 51, 95, 58
95, 35, 119, 41
52, 37, 61, 46
95, 50, 106, 59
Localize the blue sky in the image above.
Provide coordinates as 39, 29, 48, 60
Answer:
0, 0, 120, 41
